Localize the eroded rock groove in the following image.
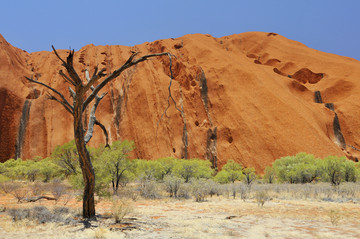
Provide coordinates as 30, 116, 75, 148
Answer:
15, 100, 31, 159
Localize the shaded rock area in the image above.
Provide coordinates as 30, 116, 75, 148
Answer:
0, 88, 23, 162
314, 91, 323, 103
291, 68, 324, 84
312, 90, 359, 160
333, 113, 346, 149
1, 32, 360, 171
15, 99, 32, 159
206, 127, 218, 169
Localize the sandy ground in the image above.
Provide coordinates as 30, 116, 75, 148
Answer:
0, 193, 359, 239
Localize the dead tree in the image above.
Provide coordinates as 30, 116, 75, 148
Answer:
25, 47, 177, 218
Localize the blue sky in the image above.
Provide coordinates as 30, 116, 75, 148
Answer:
1, 0, 359, 60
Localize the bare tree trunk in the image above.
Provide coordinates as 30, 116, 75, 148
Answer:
74, 93, 96, 218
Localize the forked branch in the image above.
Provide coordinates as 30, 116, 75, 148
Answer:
83, 69, 110, 145
51, 45, 82, 86
83, 52, 173, 111
25, 76, 74, 114
47, 94, 74, 115
83, 67, 107, 92
84, 92, 107, 144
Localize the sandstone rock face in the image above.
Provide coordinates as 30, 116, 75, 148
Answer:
1, 32, 359, 172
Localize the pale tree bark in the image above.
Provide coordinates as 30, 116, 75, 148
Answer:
25, 47, 177, 219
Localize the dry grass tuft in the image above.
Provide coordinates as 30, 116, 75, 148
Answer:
328, 209, 342, 226
111, 199, 132, 223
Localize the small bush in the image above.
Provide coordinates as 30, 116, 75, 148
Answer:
328, 209, 342, 226
30, 182, 46, 197
31, 206, 54, 223
176, 183, 191, 199
50, 179, 68, 202
1, 182, 18, 194
11, 184, 28, 203
239, 184, 248, 201
207, 180, 221, 197
163, 175, 184, 198
7, 206, 73, 223
53, 206, 70, 215
255, 190, 269, 207
219, 184, 231, 199
119, 186, 139, 201
138, 179, 161, 199
191, 179, 210, 202
338, 183, 357, 198
112, 199, 132, 223
7, 208, 31, 221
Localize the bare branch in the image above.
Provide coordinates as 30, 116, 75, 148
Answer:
51, 45, 67, 66
59, 70, 76, 86
69, 87, 76, 99
83, 68, 107, 92
69, 87, 76, 105
47, 93, 74, 115
23, 196, 56, 202
85, 68, 91, 82
25, 76, 74, 114
95, 120, 110, 148
92, 66, 98, 78
84, 93, 107, 144
83, 52, 170, 111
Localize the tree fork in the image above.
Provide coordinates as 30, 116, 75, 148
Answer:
25, 46, 179, 218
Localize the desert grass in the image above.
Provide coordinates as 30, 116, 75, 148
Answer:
0, 182, 359, 238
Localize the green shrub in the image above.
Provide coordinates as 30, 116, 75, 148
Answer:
320, 156, 346, 186
50, 140, 79, 177
0, 174, 10, 183
157, 157, 177, 180
2, 159, 27, 180
37, 158, 61, 182
263, 166, 276, 184
96, 140, 135, 194
342, 160, 357, 182
272, 153, 319, 183
214, 160, 243, 184
172, 159, 213, 183
134, 159, 165, 181
214, 170, 232, 184
243, 167, 256, 186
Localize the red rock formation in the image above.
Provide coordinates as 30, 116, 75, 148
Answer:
1, 32, 360, 172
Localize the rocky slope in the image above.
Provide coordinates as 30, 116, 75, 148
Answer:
1, 32, 359, 172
